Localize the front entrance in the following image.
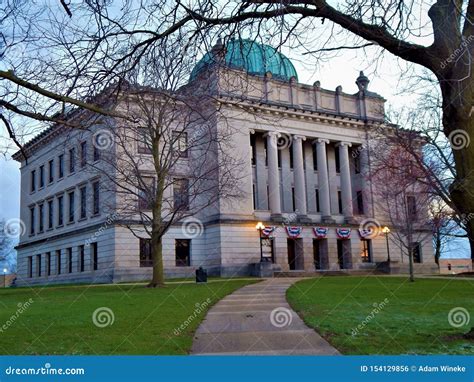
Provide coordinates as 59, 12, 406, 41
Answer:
313, 239, 329, 270
287, 238, 304, 270
337, 239, 353, 269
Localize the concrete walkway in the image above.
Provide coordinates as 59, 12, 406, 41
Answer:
191, 278, 339, 355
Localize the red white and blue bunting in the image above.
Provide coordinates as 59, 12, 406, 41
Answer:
313, 227, 328, 239
336, 228, 351, 239
262, 226, 276, 237
286, 226, 302, 238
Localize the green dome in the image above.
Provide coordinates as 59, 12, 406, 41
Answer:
190, 39, 298, 82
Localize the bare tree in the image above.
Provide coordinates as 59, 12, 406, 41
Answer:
86, 38, 244, 287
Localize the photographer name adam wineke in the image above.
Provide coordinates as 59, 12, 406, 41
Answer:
418, 365, 466, 373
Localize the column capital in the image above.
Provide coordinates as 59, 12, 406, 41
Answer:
265, 131, 280, 138
314, 138, 329, 145
293, 135, 306, 141
335, 141, 352, 148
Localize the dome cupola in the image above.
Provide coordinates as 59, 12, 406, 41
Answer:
190, 39, 298, 82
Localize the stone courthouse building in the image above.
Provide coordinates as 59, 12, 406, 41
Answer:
13, 39, 437, 285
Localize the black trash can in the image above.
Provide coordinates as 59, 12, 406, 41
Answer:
196, 267, 208, 283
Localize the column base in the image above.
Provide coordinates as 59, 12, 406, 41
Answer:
344, 216, 357, 224
270, 213, 284, 222
297, 215, 312, 223
322, 215, 336, 224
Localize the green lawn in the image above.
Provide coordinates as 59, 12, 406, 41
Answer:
287, 276, 474, 355
0, 279, 257, 355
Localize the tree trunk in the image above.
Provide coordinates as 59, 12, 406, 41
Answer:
434, 234, 441, 265
408, 249, 415, 282
148, 231, 165, 288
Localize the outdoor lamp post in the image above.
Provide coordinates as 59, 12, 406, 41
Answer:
382, 226, 391, 262
256, 222, 265, 262
3, 268, 7, 288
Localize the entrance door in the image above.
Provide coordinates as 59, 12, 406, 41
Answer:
337, 239, 352, 269
313, 239, 329, 270
288, 239, 296, 270
287, 239, 304, 270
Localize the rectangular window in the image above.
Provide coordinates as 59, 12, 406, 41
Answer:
173, 178, 189, 210
80, 141, 87, 167
93, 134, 101, 161
315, 189, 320, 213
172, 131, 188, 158
39, 203, 44, 232
250, 134, 256, 166
312, 144, 318, 171
39, 165, 45, 188
28, 256, 33, 278
57, 195, 64, 226
36, 254, 42, 277
56, 250, 61, 275
69, 148, 76, 173
291, 187, 296, 212
289, 146, 294, 169
80, 186, 87, 219
411, 242, 422, 263
92, 181, 100, 215
335, 149, 341, 173
354, 153, 361, 174
46, 252, 51, 276
68, 191, 75, 223
48, 200, 54, 229
30, 206, 35, 234
30, 170, 36, 192
79, 245, 85, 272
356, 191, 364, 215
91, 242, 98, 271
58, 154, 64, 178
138, 176, 155, 211
139, 238, 153, 267
361, 240, 372, 263
407, 195, 417, 220
337, 191, 343, 214
48, 159, 54, 183
175, 239, 191, 266
67, 247, 73, 273
137, 128, 152, 154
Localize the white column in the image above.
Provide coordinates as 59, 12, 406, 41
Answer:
315, 139, 332, 221
266, 132, 282, 216
292, 135, 307, 216
337, 141, 354, 220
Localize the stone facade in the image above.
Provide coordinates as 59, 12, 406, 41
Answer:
12, 41, 437, 286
